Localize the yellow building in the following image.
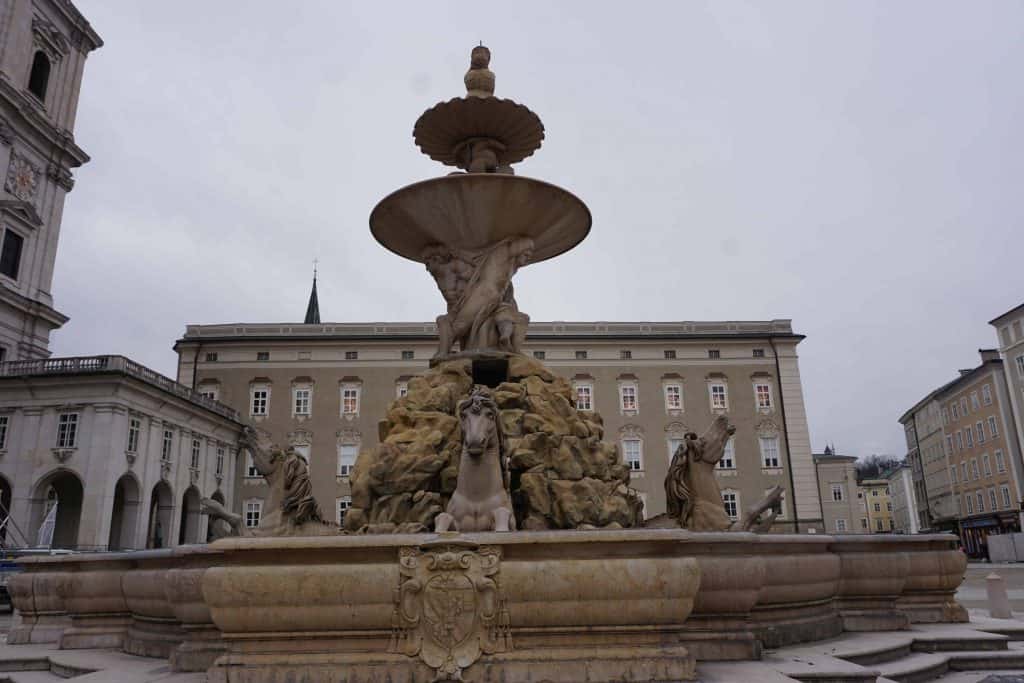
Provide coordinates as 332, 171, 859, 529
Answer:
860, 479, 894, 533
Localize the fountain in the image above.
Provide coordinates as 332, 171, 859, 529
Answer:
4, 46, 967, 683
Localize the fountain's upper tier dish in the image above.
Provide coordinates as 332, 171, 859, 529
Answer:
413, 96, 545, 169
369, 173, 591, 264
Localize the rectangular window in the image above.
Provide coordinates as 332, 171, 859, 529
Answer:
710, 384, 728, 409
256, 351, 270, 361
664, 384, 682, 411
191, 438, 201, 469
620, 385, 637, 412
965, 428, 973, 448
294, 388, 311, 416
876, 519, 883, 531
982, 453, 992, 477
951, 403, 959, 420
887, 502, 892, 511
996, 449, 1006, 473
668, 437, 685, 463
216, 447, 225, 476
0, 230, 24, 280
337, 496, 352, 525
722, 492, 738, 519
976, 421, 986, 444
1017, 355, 1024, 379
56, 413, 79, 449
966, 494, 974, 514
976, 491, 985, 513
945, 435, 954, 455
961, 397, 969, 415
1002, 485, 1012, 509
989, 487, 998, 511
575, 350, 588, 360
971, 458, 980, 480
245, 500, 262, 528
949, 465, 957, 484
200, 387, 218, 401
619, 349, 632, 360
708, 349, 720, 359
760, 437, 780, 468
982, 384, 993, 405
251, 389, 268, 416
338, 444, 357, 477
872, 489, 878, 497
861, 518, 868, 529
971, 392, 980, 410
533, 350, 546, 360
664, 350, 676, 359
575, 384, 593, 411
753, 348, 765, 358
341, 386, 360, 415
160, 429, 174, 461
835, 518, 847, 532
874, 502, 881, 512
961, 462, 968, 482
205, 352, 218, 362
345, 351, 358, 360
622, 439, 642, 471
401, 350, 414, 360
0, 415, 9, 450
988, 416, 999, 439
956, 431, 964, 450
396, 382, 409, 398
755, 383, 772, 410
718, 438, 735, 469
246, 453, 259, 477
831, 484, 844, 502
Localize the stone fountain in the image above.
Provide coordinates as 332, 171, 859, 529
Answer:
3, 46, 967, 683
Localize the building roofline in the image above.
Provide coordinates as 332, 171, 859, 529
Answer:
989, 302, 1024, 326
897, 375, 962, 424
933, 358, 1003, 401
812, 453, 857, 463
51, 0, 103, 51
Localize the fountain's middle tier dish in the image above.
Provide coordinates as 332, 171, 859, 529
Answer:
369, 173, 591, 264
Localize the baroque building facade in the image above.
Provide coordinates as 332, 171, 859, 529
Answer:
813, 448, 868, 534
0, 0, 101, 360
174, 319, 824, 532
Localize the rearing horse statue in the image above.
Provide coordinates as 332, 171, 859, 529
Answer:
435, 386, 516, 532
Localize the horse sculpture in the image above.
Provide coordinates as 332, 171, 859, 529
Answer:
664, 414, 784, 532
435, 386, 516, 532
202, 426, 338, 538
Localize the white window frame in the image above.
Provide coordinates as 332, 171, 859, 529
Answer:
337, 496, 352, 525
161, 428, 174, 461
970, 392, 980, 411
961, 397, 968, 416
126, 417, 140, 453
1002, 485, 1012, 509
191, 438, 201, 470
718, 437, 736, 470
951, 403, 959, 420
831, 484, 844, 502
667, 437, 686, 463
976, 421, 985, 444
341, 384, 361, 416
293, 386, 312, 417
199, 385, 219, 402
244, 499, 263, 528
721, 490, 739, 520
956, 431, 964, 450
754, 382, 773, 411
250, 386, 269, 417
574, 382, 593, 411
0, 414, 8, 450
216, 446, 225, 476
664, 383, 683, 412
982, 453, 992, 477
996, 449, 1006, 473
965, 428, 973, 448
56, 412, 79, 449
966, 494, 974, 514
971, 458, 980, 480
759, 436, 780, 469
246, 452, 260, 478
976, 491, 985, 513
988, 416, 999, 439
337, 443, 358, 478
982, 384, 993, 406
396, 381, 409, 398
989, 487, 998, 511
949, 465, 957, 483
835, 518, 847, 532
1016, 355, 1024, 379
709, 383, 728, 410
621, 438, 643, 472
619, 383, 638, 413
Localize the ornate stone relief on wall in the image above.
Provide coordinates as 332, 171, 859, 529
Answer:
389, 542, 511, 680
5, 153, 40, 202
32, 15, 69, 60
756, 418, 780, 437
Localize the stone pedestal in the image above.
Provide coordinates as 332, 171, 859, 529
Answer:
833, 535, 911, 632
6, 569, 70, 644
57, 560, 132, 650
122, 556, 184, 658
166, 546, 227, 672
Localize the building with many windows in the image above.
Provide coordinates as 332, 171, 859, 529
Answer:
0, 0, 102, 360
174, 318, 823, 531
898, 384, 958, 532
0, 356, 243, 550
936, 350, 1023, 557
813, 447, 867, 534
860, 478, 894, 532
991, 303, 1024, 492
886, 463, 919, 534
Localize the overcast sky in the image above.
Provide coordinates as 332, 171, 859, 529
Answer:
55, 1, 1023, 458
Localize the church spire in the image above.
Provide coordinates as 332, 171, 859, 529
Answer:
304, 261, 320, 324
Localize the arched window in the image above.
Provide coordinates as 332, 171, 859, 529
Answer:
28, 51, 50, 101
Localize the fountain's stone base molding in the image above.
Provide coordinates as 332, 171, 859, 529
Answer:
7, 531, 965, 682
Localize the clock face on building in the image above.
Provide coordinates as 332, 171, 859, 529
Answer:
5, 154, 39, 202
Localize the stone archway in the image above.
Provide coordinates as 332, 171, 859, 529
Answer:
29, 470, 84, 549
178, 486, 203, 545
108, 474, 141, 551
147, 481, 174, 549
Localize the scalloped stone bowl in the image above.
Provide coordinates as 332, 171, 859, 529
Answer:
369, 173, 591, 264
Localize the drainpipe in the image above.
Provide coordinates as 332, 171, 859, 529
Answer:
909, 414, 931, 530
191, 344, 202, 390
770, 337, 800, 533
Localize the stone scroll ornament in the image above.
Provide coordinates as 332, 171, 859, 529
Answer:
390, 542, 511, 681
665, 414, 784, 532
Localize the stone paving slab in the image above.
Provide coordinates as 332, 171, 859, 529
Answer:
0, 642, 202, 683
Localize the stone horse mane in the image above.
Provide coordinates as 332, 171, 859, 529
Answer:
278, 448, 323, 525
665, 432, 698, 524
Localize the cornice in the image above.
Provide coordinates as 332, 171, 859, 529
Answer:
0, 76, 89, 167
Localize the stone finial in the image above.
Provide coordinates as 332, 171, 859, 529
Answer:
465, 45, 495, 98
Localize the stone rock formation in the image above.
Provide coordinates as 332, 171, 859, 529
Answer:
344, 354, 643, 533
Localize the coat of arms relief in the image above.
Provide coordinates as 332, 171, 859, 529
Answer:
389, 541, 511, 681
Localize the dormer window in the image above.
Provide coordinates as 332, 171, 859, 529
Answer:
28, 51, 50, 101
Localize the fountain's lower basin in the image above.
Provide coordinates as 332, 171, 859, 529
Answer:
7, 529, 966, 682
